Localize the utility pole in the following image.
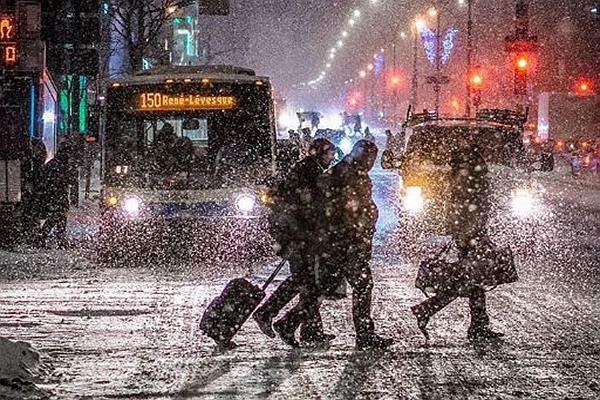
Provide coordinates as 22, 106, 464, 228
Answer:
411, 17, 425, 111
411, 29, 419, 110
425, 8, 449, 116
434, 10, 441, 115
465, 0, 473, 117
392, 42, 398, 119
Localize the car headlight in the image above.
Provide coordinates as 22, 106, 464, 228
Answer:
403, 186, 424, 213
236, 194, 256, 212
511, 188, 534, 217
259, 190, 272, 205
122, 196, 143, 216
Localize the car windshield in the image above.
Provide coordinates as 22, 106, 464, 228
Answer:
405, 124, 525, 166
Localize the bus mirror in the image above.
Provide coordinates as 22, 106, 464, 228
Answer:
182, 119, 200, 130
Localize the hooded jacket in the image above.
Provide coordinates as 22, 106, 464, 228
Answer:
325, 154, 378, 248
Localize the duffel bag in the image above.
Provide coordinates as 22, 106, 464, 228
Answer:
415, 243, 465, 296
463, 241, 518, 291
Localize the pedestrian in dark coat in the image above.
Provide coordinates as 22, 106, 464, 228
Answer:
40, 148, 71, 249
321, 139, 393, 350
20, 138, 47, 246
411, 142, 504, 341
253, 138, 336, 347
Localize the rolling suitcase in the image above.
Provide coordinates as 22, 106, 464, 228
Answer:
200, 259, 287, 348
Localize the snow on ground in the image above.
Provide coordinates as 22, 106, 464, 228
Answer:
0, 336, 51, 399
0, 162, 598, 399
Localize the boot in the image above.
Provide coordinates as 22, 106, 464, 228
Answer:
252, 309, 275, 338
300, 331, 336, 345
355, 334, 393, 350
467, 327, 504, 342
273, 318, 300, 348
411, 304, 430, 341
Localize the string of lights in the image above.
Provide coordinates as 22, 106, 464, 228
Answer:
295, 0, 468, 91
293, 3, 371, 88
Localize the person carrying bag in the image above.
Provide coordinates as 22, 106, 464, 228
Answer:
411, 138, 516, 342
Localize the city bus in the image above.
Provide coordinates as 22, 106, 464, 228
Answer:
98, 65, 277, 263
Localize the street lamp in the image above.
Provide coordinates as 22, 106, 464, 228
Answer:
412, 16, 426, 109
433, 6, 443, 115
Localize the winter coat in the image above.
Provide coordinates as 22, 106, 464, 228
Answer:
446, 147, 490, 244
41, 157, 70, 216
324, 155, 378, 253
268, 155, 328, 254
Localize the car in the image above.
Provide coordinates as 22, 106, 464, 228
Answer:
382, 108, 550, 244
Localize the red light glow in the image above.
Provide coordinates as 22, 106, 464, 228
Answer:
516, 55, 528, 70
575, 79, 593, 95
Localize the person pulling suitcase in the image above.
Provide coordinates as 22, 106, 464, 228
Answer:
253, 138, 337, 347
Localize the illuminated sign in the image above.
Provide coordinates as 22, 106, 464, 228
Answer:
0, 15, 15, 41
138, 93, 237, 111
4, 45, 16, 64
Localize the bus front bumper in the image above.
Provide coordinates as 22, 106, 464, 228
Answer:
97, 212, 272, 262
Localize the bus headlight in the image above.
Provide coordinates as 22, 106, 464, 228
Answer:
511, 188, 534, 217
104, 193, 119, 207
122, 196, 143, 216
236, 194, 256, 212
403, 186, 424, 213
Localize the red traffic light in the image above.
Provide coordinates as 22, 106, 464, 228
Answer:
515, 54, 529, 71
470, 73, 483, 87
468, 66, 484, 88
574, 79, 593, 95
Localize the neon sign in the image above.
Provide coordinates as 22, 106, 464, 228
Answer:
4, 45, 16, 63
0, 16, 15, 41
138, 93, 237, 111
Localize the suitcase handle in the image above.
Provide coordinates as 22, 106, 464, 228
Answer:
262, 259, 287, 291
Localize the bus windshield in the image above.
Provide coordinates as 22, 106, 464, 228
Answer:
104, 82, 275, 189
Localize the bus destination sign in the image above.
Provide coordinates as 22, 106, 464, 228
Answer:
138, 93, 237, 111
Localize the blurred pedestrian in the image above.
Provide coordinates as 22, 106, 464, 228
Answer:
588, 153, 598, 175
253, 138, 336, 347
63, 131, 84, 208
82, 136, 98, 200
321, 139, 393, 350
364, 127, 375, 142
570, 152, 582, 176
411, 141, 505, 341
21, 138, 47, 246
40, 148, 71, 249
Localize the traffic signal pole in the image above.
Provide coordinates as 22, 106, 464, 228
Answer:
465, 0, 473, 117
504, 0, 538, 110
434, 10, 441, 115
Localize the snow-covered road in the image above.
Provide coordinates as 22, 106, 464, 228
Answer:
0, 169, 599, 399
